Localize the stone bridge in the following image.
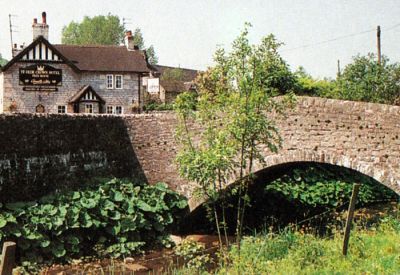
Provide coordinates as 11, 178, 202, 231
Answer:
1, 96, 399, 209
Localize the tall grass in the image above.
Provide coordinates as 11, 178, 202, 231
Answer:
217, 214, 400, 274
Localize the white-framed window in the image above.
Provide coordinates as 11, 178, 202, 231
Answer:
57, 105, 66, 114
115, 106, 123, 114
106, 106, 113, 114
115, 75, 123, 89
106, 74, 113, 89
85, 103, 93, 113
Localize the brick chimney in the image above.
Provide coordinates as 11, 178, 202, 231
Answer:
124, 30, 138, 51
32, 12, 49, 41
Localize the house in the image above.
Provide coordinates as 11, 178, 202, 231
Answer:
0, 12, 153, 114
143, 65, 198, 104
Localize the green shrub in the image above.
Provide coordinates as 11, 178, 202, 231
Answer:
0, 179, 187, 265
266, 165, 397, 208
143, 102, 174, 112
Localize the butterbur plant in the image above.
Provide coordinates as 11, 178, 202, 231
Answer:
174, 239, 213, 270
0, 178, 187, 265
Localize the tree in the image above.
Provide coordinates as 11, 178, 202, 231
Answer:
130, 28, 158, 65
62, 14, 124, 45
174, 24, 294, 255
0, 53, 8, 67
61, 16, 158, 64
337, 53, 400, 104
294, 67, 339, 98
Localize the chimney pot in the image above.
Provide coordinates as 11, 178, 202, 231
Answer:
42, 12, 46, 24
33, 12, 49, 41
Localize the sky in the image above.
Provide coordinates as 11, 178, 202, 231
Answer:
0, 0, 399, 78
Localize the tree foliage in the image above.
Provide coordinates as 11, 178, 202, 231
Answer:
294, 67, 339, 98
174, 24, 295, 250
61, 15, 158, 64
62, 14, 124, 45
337, 53, 400, 104
0, 53, 8, 67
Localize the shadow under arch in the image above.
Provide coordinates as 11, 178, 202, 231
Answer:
182, 161, 398, 234
188, 150, 400, 212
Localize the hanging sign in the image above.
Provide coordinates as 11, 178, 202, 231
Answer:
19, 64, 62, 88
147, 78, 160, 94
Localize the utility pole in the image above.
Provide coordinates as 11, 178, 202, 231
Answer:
337, 59, 341, 78
377, 25, 381, 65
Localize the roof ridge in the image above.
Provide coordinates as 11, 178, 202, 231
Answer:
54, 44, 126, 48
155, 64, 199, 72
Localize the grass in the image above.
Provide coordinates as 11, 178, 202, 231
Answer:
170, 209, 400, 275
217, 215, 400, 275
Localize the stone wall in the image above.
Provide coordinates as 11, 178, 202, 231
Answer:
0, 113, 142, 202
0, 97, 399, 208
2, 62, 140, 114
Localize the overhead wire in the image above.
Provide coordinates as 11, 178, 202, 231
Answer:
281, 22, 400, 53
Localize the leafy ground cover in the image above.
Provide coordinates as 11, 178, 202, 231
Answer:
0, 178, 187, 272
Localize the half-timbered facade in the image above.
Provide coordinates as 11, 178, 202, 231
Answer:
0, 12, 153, 114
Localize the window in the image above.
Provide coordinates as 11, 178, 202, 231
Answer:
57, 105, 66, 113
85, 104, 93, 113
106, 106, 113, 114
106, 75, 113, 89
115, 75, 123, 89
115, 106, 123, 114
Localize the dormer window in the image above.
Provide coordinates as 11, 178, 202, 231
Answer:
106, 74, 113, 89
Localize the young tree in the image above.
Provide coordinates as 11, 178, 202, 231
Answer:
174, 24, 295, 254
337, 53, 400, 104
61, 16, 158, 64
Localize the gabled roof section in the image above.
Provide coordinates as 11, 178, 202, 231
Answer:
69, 85, 105, 104
154, 65, 199, 82
154, 65, 199, 93
54, 45, 152, 73
1, 36, 79, 72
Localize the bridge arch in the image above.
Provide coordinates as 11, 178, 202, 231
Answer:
188, 149, 400, 211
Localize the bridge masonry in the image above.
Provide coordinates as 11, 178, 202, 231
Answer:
0, 97, 399, 206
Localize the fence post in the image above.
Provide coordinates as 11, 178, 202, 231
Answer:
0, 242, 16, 275
342, 183, 361, 256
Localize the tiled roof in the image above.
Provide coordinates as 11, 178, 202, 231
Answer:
154, 65, 198, 93
154, 65, 198, 82
54, 45, 152, 73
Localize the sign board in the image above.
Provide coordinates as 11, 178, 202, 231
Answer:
147, 78, 160, 94
19, 64, 62, 88
23, 87, 58, 92
142, 76, 148, 86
